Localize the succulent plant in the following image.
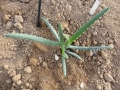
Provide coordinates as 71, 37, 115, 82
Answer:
5, 7, 112, 76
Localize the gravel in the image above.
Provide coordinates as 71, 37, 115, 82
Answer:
15, 15, 24, 23
28, 58, 38, 66
14, 22, 23, 30
85, 50, 93, 57
103, 72, 114, 82
24, 66, 32, 74
12, 74, 21, 82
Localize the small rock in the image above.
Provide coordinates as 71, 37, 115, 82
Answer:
99, 74, 103, 79
15, 15, 24, 23
42, 61, 47, 68
14, 22, 23, 30
24, 66, 32, 74
50, 0, 55, 5
80, 82, 85, 89
29, 84, 33, 89
60, 21, 69, 30
3, 65, 9, 70
20, 0, 30, 3
103, 82, 112, 90
96, 85, 102, 90
108, 40, 113, 44
12, 74, 21, 82
92, 40, 97, 45
104, 73, 114, 82
100, 64, 107, 69
28, 58, 37, 66
25, 82, 30, 87
55, 54, 59, 60
100, 4, 106, 8
2, 14, 10, 23
16, 80, 22, 85
93, 31, 98, 36
5, 79, 12, 84
70, 21, 74, 25
9, 70, 16, 77
85, 50, 93, 57
6, 21, 13, 30
66, 4, 72, 12
101, 51, 108, 59
74, 41, 79, 46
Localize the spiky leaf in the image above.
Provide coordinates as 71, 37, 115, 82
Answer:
41, 18, 60, 41
62, 55, 66, 77
58, 23, 64, 46
66, 7, 109, 46
63, 53, 69, 59
68, 45, 112, 50
5, 33, 60, 46
66, 50, 82, 60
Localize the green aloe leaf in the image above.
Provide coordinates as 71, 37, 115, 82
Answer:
58, 23, 66, 55
62, 55, 66, 77
63, 53, 69, 59
66, 50, 82, 60
66, 7, 109, 46
5, 33, 60, 46
63, 34, 69, 42
58, 23, 64, 46
41, 18, 60, 41
68, 45, 112, 50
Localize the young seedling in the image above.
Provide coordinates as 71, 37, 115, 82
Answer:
5, 7, 113, 77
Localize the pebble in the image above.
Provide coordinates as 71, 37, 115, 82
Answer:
103, 82, 112, 90
92, 40, 97, 45
15, 15, 24, 23
14, 22, 23, 30
5, 79, 12, 84
92, 31, 98, 36
101, 51, 108, 59
80, 82, 85, 89
42, 61, 47, 68
25, 82, 30, 87
2, 14, 10, 23
100, 4, 106, 8
28, 58, 38, 66
74, 41, 79, 46
66, 4, 72, 12
55, 54, 59, 60
24, 66, 32, 73
99, 74, 103, 79
60, 21, 69, 30
16, 80, 22, 85
9, 70, 16, 77
6, 21, 13, 30
70, 21, 74, 25
85, 50, 93, 57
108, 40, 113, 44
103, 73, 114, 82
96, 85, 102, 90
12, 74, 21, 82
3, 65, 9, 70
50, 0, 55, 5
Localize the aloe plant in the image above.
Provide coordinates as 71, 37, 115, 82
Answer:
5, 7, 113, 77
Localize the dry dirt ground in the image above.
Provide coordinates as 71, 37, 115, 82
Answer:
0, 0, 120, 90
